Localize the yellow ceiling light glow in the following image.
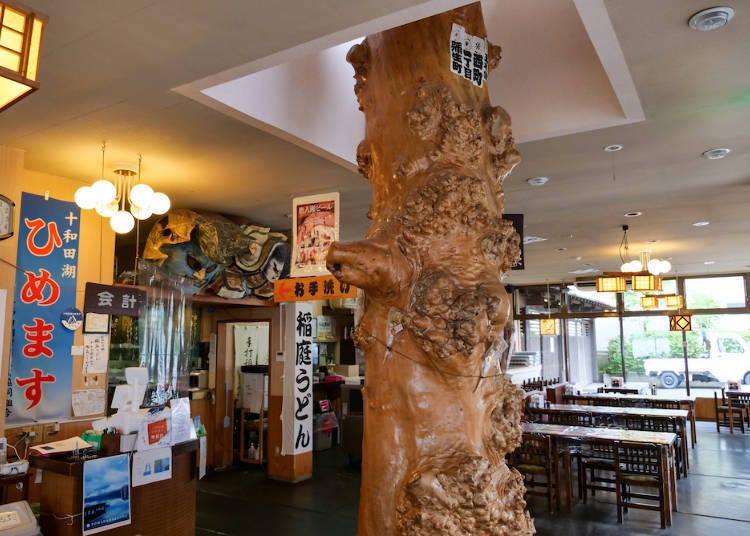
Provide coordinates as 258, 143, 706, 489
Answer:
0, 2, 47, 112
663, 294, 684, 309
539, 318, 558, 336
596, 274, 627, 293
631, 273, 662, 292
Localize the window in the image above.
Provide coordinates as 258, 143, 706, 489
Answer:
685, 276, 746, 309
623, 279, 678, 312
565, 284, 617, 314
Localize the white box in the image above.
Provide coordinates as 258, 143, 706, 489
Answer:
0, 501, 40, 536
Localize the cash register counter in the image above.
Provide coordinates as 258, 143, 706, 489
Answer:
31, 440, 198, 536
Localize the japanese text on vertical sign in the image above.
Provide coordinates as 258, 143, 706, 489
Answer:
9, 193, 80, 423
293, 311, 313, 452
449, 23, 488, 88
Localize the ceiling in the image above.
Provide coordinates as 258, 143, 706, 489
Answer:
1, 0, 748, 286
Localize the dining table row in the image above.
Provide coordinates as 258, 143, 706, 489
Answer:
510, 394, 691, 529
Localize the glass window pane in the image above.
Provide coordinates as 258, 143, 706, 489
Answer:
688, 314, 750, 392
565, 283, 617, 313
623, 279, 678, 312
610, 316, 673, 390
684, 276, 746, 309
506, 319, 561, 383
515, 285, 561, 315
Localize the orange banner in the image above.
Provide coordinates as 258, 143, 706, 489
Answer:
273, 275, 357, 303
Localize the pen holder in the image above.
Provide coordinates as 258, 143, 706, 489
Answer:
101, 433, 120, 456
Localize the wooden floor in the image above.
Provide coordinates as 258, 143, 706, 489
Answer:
196, 421, 750, 535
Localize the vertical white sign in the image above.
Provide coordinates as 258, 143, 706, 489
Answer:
449, 23, 488, 88
281, 302, 313, 455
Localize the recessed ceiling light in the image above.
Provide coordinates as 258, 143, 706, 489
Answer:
526, 176, 550, 187
702, 147, 731, 160
689, 6, 735, 31
624, 211, 642, 218
575, 256, 582, 261
603, 144, 623, 152
647, 239, 659, 244
557, 247, 567, 252
692, 221, 710, 227
704, 260, 716, 265
523, 236, 547, 245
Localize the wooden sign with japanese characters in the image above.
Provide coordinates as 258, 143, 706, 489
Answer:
84, 282, 146, 316
8, 193, 80, 424
273, 275, 357, 303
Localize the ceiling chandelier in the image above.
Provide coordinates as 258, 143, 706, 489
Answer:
0, 1, 46, 112
74, 144, 170, 234
596, 225, 671, 293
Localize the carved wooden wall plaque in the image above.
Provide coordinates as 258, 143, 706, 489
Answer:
327, 3, 534, 534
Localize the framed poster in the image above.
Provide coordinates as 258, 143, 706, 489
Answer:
82, 454, 132, 534
291, 192, 339, 277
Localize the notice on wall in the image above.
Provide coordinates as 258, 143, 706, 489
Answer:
281, 302, 313, 455
72, 389, 106, 417
291, 192, 339, 277
82, 334, 109, 374
449, 23, 488, 88
132, 447, 172, 487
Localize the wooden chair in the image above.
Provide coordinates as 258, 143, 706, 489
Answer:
727, 391, 750, 428
593, 398, 622, 408
715, 390, 745, 434
547, 411, 593, 427
578, 438, 617, 503
614, 442, 668, 528
625, 415, 687, 478
510, 433, 559, 513
651, 399, 681, 410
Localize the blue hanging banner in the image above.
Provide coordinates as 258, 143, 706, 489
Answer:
8, 192, 80, 424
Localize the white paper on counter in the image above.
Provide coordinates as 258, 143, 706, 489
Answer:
72, 389, 106, 417
132, 446, 172, 487
199, 436, 207, 480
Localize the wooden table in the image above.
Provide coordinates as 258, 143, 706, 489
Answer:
529, 404, 690, 477
566, 393, 697, 448
524, 422, 679, 526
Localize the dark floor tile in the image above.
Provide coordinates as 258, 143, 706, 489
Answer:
197, 422, 750, 535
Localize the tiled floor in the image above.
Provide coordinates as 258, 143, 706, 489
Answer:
196, 422, 750, 535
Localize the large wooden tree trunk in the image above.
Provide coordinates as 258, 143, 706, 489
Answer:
327, 4, 534, 535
